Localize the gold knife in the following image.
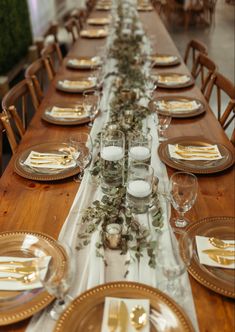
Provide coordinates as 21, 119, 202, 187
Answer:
202, 249, 235, 256
118, 301, 129, 332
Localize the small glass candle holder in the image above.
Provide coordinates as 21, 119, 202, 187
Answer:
126, 163, 154, 214
128, 133, 152, 165
105, 223, 122, 249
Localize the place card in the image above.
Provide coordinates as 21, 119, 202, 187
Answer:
168, 144, 222, 160
195, 236, 235, 269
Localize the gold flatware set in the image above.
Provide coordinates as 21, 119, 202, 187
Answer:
29, 152, 73, 166
202, 237, 235, 266
175, 144, 220, 159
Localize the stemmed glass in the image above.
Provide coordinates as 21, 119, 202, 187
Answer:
69, 132, 93, 182
38, 242, 75, 320
157, 227, 193, 299
155, 110, 171, 142
83, 89, 100, 127
169, 172, 198, 228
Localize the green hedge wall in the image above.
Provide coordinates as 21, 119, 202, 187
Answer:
0, 0, 32, 75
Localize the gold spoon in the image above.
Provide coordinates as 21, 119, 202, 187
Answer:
130, 305, 147, 331
208, 254, 235, 266
209, 237, 235, 249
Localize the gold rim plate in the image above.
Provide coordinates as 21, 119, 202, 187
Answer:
186, 216, 235, 298
54, 281, 195, 332
14, 142, 83, 181
151, 54, 180, 67
153, 96, 205, 118
42, 104, 99, 126
158, 136, 235, 174
154, 73, 194, 89
0, 231, 67, 326
56, 78, 96, 93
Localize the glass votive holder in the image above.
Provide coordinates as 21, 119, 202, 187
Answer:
100, 130, 125, 195
105, 223, 122, 249
128, 133, 152, 165
126, 163, 153, 214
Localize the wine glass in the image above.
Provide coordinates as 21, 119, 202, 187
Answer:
169, 172, 198, 228
155, 110, 171, 142
157, 227, 193, 299
83, 89, 100, 127
37, 242, 75, 320
69, 132, 93, 182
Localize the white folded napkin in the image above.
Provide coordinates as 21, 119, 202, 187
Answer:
156, 74, 190, 85
68, 57, 101, 67
0, 256, 51, 291
168, 144, 222, 160
155, 100, 200, 113
195, 236, 235, 269
59, 78, 96, 89
101, 297, 150, 332
80, 29, 107, 37
46, 106, 89, 119
24, 151, 77, 169
152, 55, 177, 64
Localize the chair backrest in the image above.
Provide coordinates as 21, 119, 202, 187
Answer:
41, 42, 63, 77
191, 53, 217, 94
205, 71, 235, 145
184, 39, 208, 73
25, 58, 53, 103
2, 78, 39, 130
65, 17, 80, 44
70, 8, 87, 29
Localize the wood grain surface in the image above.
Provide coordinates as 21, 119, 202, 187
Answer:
0, 7, 234, 332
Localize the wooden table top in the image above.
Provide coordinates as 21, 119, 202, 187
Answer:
0, 6, 234, 332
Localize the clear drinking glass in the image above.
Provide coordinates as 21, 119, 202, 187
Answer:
100, 130, 125, 195
83, 89, 100, 126
126, 163, 153, 214
169, 172, 198, 228
38, 242, 75, 320
155, 110, 171, 142
128, 133, 152, 165
69, 132, 93, 182
157, 227, 193, 299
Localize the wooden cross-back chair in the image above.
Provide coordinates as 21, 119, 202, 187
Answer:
65, 17, 81, 44
184, 39, 208, 74
191, 53, 217, 95
41, 42, 63, 78
205, 71, 235, 145
2, 78, 39, 131
70, 8, 87, 29
25, 57, 53, 104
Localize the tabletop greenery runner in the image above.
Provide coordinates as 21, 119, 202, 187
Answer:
76, 0, 163, 275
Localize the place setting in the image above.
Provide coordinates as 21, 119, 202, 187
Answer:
13, 141, 90, 181
152, 72, 194, 89
0, 231, 68, 326
150, 54, 180, 67
158, 136, 235, 174
55, 75, 97, 93
66, 56, 102, 70
137, 0, 154, 11
153, 96, 205, 118
80, 28, 108, 38
87, 17, 111, 26
186, 216, 235, 298
53, 281, 195, 332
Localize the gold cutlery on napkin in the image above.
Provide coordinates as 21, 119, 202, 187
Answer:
202, 249, 235, 256
209, 237, 235, 249
157, 74, 189, 83
0, 265, 37, 275
208, 254, 235, 266
0, 272, 38, 284
107, 300, 119, 332
118, 301, 129, 332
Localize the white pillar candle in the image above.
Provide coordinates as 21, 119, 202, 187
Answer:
101, 146, 124, 161
127, 180, 152, 198
129, 146, 150, 161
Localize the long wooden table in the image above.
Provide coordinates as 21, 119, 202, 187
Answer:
0, 6, 234, 332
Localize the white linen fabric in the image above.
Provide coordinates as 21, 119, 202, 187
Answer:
26, 3, 199, 331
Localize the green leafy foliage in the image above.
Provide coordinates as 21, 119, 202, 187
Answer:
0, 0, 32, 75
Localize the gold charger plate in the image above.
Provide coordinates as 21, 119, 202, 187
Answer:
54, 282, 195, 332
80, 29, 108, 38
56, 77, 96, 93
0, 231, 67, 326
158, 136, 235, 174
14, 142, 83, 181
153, 96, 205, 118
66, 56, 101, 70
153, 73, 194, 89
42, 103, 99, 126
186, 216, 235, 298
87, 17, 110, 25
151, 54, 180, 67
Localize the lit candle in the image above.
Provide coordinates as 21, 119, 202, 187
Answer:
105, 223, 122, 249
127, 180, 152, 198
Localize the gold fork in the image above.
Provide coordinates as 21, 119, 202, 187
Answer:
0, 265, 36, 275
208, 254, 235, 266
0, 272, 38, 284
107, 300, 119, 332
